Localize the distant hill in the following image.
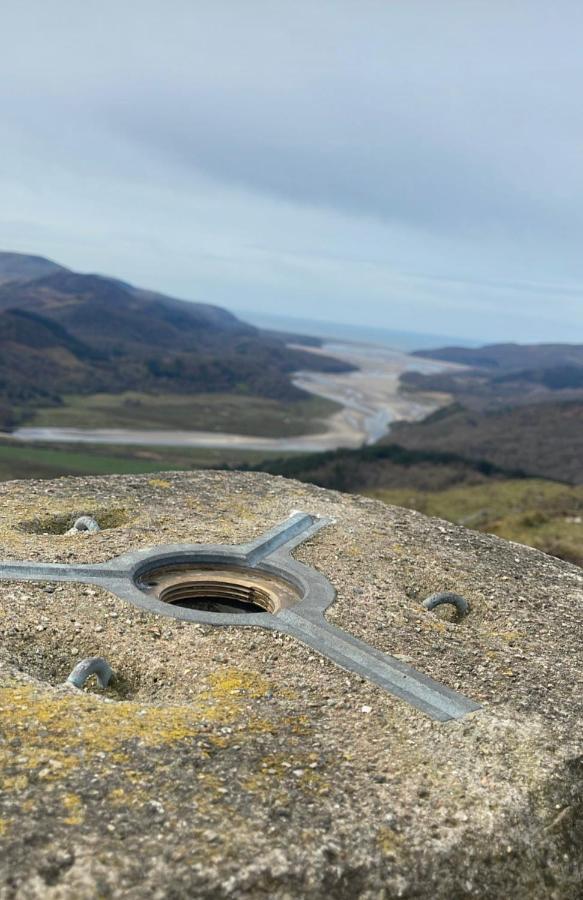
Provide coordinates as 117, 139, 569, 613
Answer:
0, 252, 353, 430
389, 400, 583, 484
0, 308, 100, 429
243, 397, 583, 497
413, 342, 583, 370
0, 268, 250, 352
0, 252, 66, 285
245, 442, 525, 493
403, 341, 583, 411
493, 365, 583, 391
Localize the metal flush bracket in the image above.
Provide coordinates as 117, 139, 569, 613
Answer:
0, 513, 480, 721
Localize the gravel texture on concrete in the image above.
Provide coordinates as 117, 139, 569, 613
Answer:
0, 470, 581, 899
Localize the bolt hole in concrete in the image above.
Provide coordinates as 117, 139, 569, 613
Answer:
19, 508, 129, 535
139, 564, 301, 615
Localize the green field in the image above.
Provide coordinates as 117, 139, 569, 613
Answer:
368, 479, 583, 567
0, 438, 296, 482
27, 391, 339, 438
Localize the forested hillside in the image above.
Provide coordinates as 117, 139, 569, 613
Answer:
0, 252, 353, 431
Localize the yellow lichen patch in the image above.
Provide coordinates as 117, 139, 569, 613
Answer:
2, 774, 28, 791
239, 771, 289, 804
0, 818, 9, 837
284, 714, 311, 736
0, 665, 309, 836
297, 768, 329, 794
489, 630, 523, 644
344, 543, 364, 557
196, 773, 225, 790
241, 750, 330, 798
108, 787, 130, 806
0, 668, 273, 790
425, 618, 447, 633
204, 667, 272, 699
376, 825, 404, 856
258, 752, 294, 776
62, 793, 85, 826
219, 502, 256, 524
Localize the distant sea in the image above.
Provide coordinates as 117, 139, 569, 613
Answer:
238, 310, 479, 352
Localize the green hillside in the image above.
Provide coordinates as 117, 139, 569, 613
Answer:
0, 252, 352, 432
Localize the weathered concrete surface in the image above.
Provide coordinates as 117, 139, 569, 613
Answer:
0, 470, 581, 899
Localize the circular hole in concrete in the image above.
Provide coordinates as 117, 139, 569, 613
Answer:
160, 581, 270, 613
137, 564, 301, 615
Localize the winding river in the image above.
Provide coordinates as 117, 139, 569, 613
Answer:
12, 341, 451, 452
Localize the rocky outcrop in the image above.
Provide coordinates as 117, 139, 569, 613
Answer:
0, 471, 581, 898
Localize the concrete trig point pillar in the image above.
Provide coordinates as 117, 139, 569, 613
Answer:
0, 470, 581, 898
0, 511, 480, 721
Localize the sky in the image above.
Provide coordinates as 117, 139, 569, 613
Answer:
0, 1, 582, 343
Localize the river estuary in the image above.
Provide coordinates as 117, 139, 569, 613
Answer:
12, 341, 451, 452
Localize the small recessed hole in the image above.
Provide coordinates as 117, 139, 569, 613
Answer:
19, 508, 129, 535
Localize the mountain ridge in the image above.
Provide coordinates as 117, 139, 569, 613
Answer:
413, 342, 583, 370
0, 251, 353, 431
0, 251, 66, 285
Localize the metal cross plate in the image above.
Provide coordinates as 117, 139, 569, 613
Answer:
0, 513, 481, 721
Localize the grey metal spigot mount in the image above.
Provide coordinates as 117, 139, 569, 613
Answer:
0, 513, 480, 721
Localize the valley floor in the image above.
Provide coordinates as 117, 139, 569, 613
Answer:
10, 341, 454, 451
21, 392, 338, 439
0, 438, 294, 481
